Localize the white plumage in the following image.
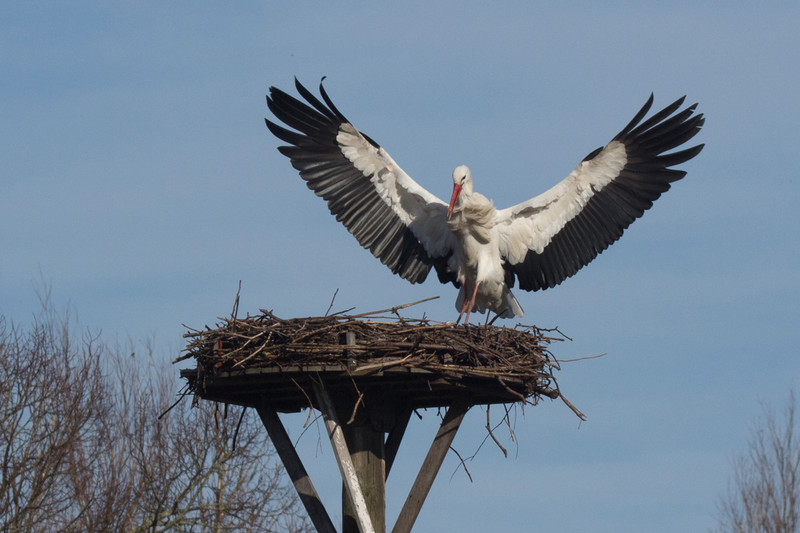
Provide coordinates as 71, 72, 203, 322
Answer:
266, 79, 704, 323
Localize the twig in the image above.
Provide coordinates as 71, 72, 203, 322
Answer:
158, 385, 191, 419
172, 351, 194, 363
344, 296, 439, 319
293, 412, 323, 447
559, 391, 587, 421
325, 288, 339, 317
557, 353, 607, 363
327, 306, 357, 317
290, 377, 316, 425
486, 406, 508, 458
496, 376, 528, 404
231, 280, 242, 321
347, 392, 365, 425
350, 353, 416, 375
231, 406, 247, 451
449, 446, 473, 483
503, 404, 517, 446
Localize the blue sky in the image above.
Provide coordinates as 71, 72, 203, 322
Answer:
2, 3, 799, 531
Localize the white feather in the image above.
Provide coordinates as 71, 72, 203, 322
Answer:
336, 123, 456, 258
495, 141, 627, 263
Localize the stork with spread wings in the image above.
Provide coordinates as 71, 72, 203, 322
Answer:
266, 79, 704, 323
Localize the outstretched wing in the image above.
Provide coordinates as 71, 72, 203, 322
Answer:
266, 79, 458, 285
495, 94, 704, 291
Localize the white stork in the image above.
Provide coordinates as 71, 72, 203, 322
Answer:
265, 79, 704, 323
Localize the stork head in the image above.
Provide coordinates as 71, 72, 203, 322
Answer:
447, 165, 472, 219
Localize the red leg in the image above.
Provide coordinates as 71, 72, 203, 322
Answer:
456, 293, 470, 324
463, 282, 480, 325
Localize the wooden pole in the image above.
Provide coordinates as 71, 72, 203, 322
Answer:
337, 329, 387, 532
341, 418, 385, 533
314, 382, 378, 533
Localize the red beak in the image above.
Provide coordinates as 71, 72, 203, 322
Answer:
447, 183, 462, 219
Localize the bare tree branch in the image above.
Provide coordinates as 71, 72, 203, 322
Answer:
714, 389, 800, 533
0, 303, 312, 533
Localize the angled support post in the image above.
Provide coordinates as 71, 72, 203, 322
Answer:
314, 381, 379, 533
255, 401, 337, 533
391, 402, 469, 533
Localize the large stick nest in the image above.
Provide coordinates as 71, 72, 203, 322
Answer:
177, 299, 582, 418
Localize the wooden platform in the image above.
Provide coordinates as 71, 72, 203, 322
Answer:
180, 362, 557, 414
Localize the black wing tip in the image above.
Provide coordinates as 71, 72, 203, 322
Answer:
616, 93, 702, 142
680, 143, 705, 162
317, 78, 348, 123
615, 93, 655, 140
267, 85, 289, 100
292, 76, 320, 94
283, 75, 326, 97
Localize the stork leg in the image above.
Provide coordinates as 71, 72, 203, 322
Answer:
457, 281, 480, 325
456, 297, 469, 325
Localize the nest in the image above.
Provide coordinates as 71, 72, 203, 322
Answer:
177, 299, 583, 418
